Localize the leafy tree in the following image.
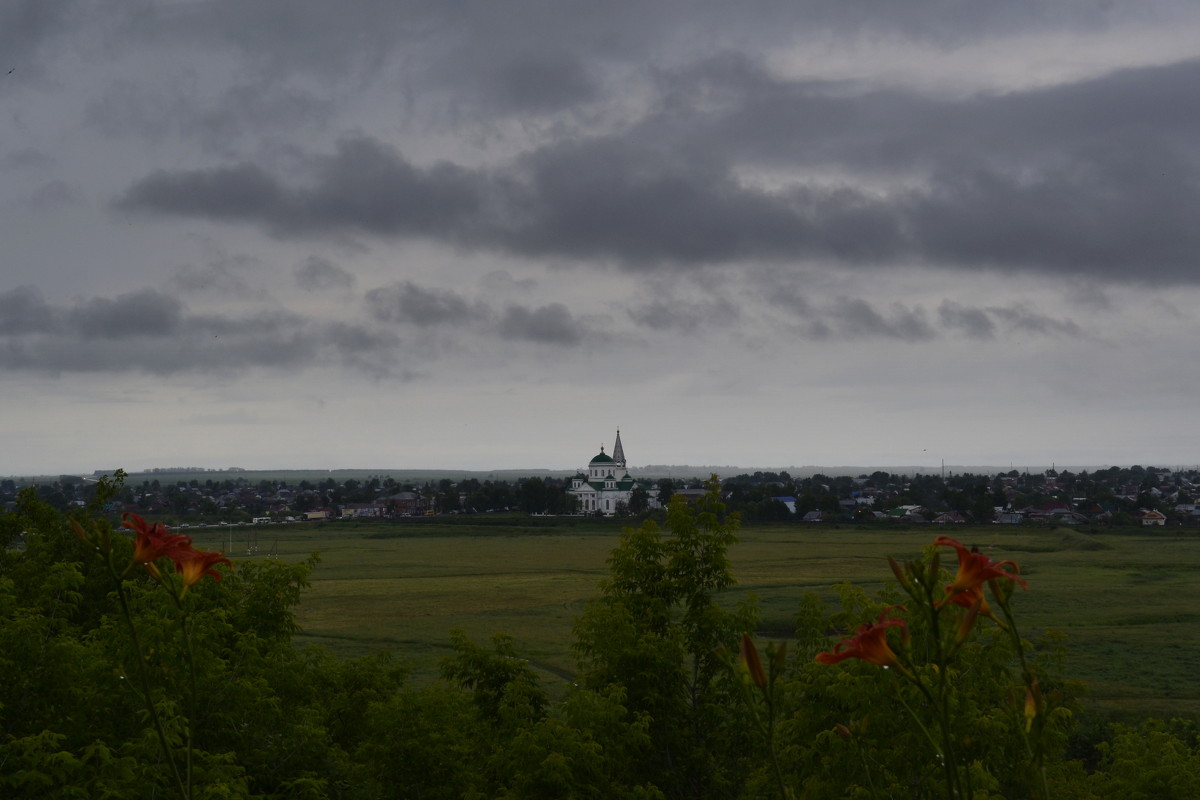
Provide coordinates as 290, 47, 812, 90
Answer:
441, 630, 547, 728
573, 477, 757, 799
486, 686, 665, 800
354, 682, 481, 800
617, 485, 644, 515
1089, 719, 1200, 799
972, 491, 998, 523
520, 477, 549, 514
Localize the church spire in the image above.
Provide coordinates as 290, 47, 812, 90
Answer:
612, 428, 625, 466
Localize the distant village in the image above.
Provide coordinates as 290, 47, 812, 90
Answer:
3, 459, 1198, 528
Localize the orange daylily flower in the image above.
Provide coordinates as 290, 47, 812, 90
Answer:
122, 513, 194, 577
175, 549, 233, 590
950, 588, 989, 642
945, 582, 1001, 622
816, 606, 908, 670
933, 536, 1027, 604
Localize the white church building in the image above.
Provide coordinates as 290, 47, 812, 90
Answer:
569, 430, 660, 515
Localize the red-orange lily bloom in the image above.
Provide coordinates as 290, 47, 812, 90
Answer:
816, 606, 908, 669
945, 583, 999, 619
934, 536, 1027, 603
122, 513, 194, 576
175, 549, 233, 589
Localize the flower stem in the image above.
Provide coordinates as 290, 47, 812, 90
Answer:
110, 570, 188, 799
180, 608, 196, 800
995, 596, 1050, 800
923, 571, 963, 799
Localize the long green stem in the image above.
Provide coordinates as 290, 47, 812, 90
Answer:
924, 575, 962, 799
763, 691, 794, 800
996, 596, 1050, 800
110, 570, 188, 799
740, 681, 792, 800
893, 685, 944, 760
179, 607, 196, 800
848, 735, 882, 800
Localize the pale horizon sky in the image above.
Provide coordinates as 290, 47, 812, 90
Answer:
3, 2, 1200, 476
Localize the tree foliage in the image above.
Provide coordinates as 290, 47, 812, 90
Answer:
573, 477, 758, 799
1, 475, 1194, 797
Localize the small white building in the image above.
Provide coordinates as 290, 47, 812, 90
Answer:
569, 430, 659, 515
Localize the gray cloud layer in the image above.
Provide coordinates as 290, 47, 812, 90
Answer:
366, 281, 479, 326
295, 256, 355, 291
115, 56, 1200, 283
5, 0, 1200, 475
0, 287, 401, 377
0, 280, 618, 378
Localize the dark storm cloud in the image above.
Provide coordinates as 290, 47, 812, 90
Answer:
112, 16, 1200, 285
322, 322, 404, 377
829, 298, 935, 341
295, 257, 355, 291
24, 180, 78, 210
365, 281, 479, 326
134, 0, 424, 80
325, 322, 398, 353
661, 55, 1200, 173
1066, 284, 1113, 311
298, 138, 482, 236
778, 295, 1082, 342
903, 131, 1200, 279
88, 78, 332, 155
765, 286, 814, 317
119, 163, 288, 223
939, 300, 1082, 339
0, 286, 60, 334
121, 0, 1160, 84
495, 137, 904, 265
118, 137, 483, 238
480, 51, 598, 114
0, 0, 81, 78
172, 255, 264, 298
641, 55, 1200, 279
73, 289, 183, 338
0, 288, 403, 376
620, 56, 1200, 279
627, 297, 739, 333
497, 303, 585, 346
985, 305, 1082, 337
480, 270, 536, 294
117, 134, 901, 265
1, 148, 57, 173
938, 301, 996, 340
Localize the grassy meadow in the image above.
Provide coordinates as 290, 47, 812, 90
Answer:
185, 516, 1200, 721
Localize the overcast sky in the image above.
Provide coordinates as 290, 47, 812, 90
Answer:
3, 1, 1200, 476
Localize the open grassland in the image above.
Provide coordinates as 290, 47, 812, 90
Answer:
187, 517, 1200, 721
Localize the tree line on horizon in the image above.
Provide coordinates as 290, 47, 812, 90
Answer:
4, 463, 1195, 526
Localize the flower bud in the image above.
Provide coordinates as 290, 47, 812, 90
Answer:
1024, 679, 1040, 733
740, 633, 767, 688
888, 556, 911, 591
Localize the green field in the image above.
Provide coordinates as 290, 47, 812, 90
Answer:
186, 517, 1200, 721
